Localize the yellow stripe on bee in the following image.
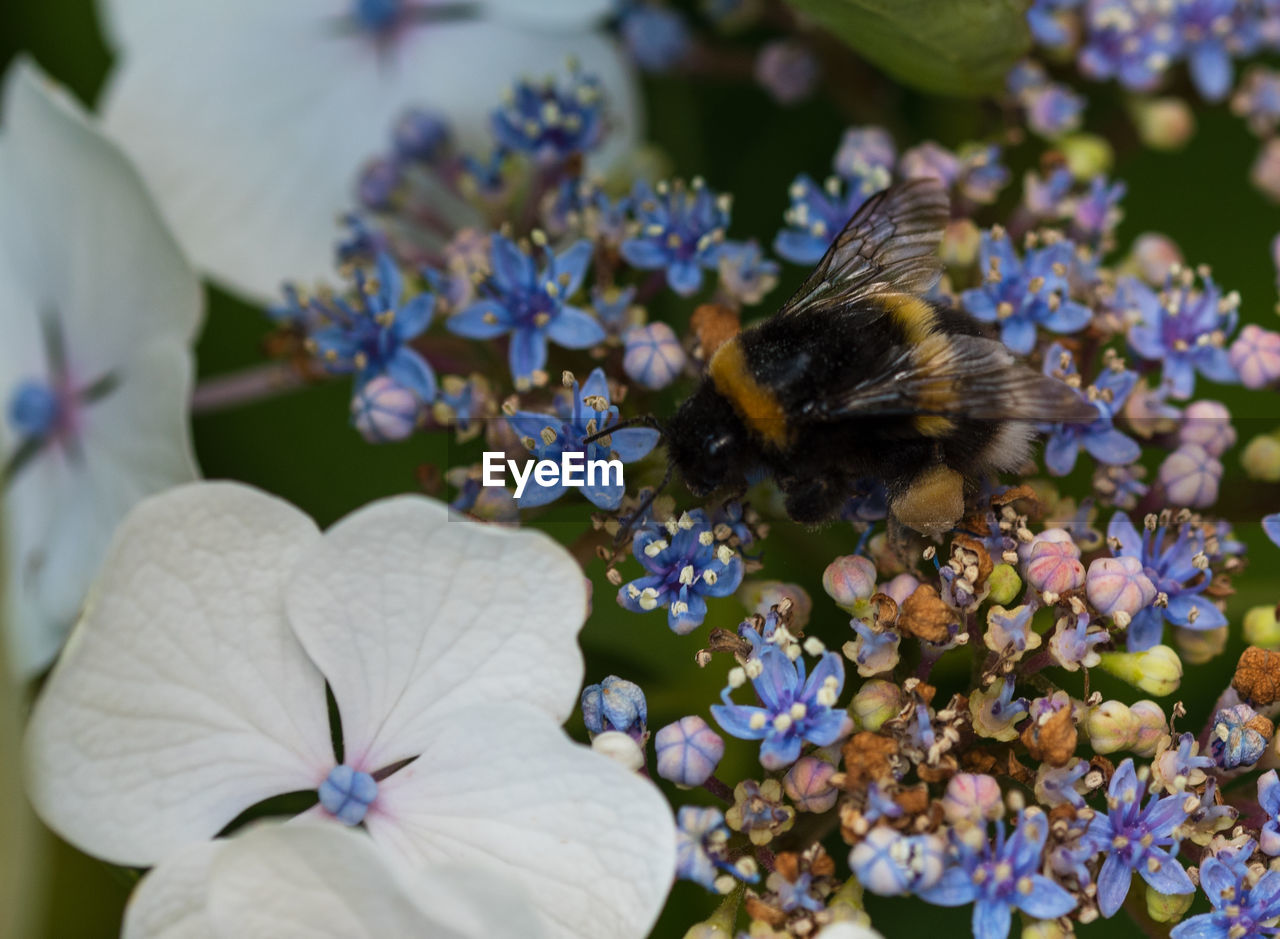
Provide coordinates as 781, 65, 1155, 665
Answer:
877, 293, 937, 345
708, 338, 791, 449
913, 414, 956, 437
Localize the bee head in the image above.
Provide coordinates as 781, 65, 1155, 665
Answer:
664, 383, 749, 498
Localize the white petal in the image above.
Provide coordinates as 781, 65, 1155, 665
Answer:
285, 496, 586, 771
122, 840, 220, 939
100, 1, 639, 300
4, 337, 199, 676
364, 705, 675, 939
203, 822, 545, 939
0, 59, 202, 374
25, 482, 333, 867
481, 0, 614, 28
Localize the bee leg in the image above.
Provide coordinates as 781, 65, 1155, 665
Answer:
889, 464, 964, 537
780, 475, 848, 525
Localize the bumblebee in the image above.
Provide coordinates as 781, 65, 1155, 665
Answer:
662, 178, 1097, 535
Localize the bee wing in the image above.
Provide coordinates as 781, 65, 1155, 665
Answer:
778, 178, 949, 319
802, 334, 1101, 424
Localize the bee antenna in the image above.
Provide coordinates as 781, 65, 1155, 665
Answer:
583, 413, 663, 446
613, 461, 675, 546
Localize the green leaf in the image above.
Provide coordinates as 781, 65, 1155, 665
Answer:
786, 0, 1031, 98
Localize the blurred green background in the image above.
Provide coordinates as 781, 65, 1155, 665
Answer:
3, 1, 1280, 936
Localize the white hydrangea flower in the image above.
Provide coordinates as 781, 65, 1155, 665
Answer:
98, 0, 641, 300
0, 59, 203, 676
123, 821, 545, 938
26, 482, 673, 938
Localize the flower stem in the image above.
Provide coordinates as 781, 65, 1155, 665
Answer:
191, 362, 311, 415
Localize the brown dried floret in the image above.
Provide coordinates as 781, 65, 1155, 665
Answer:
840, 732, 898, 787
1021, 704, 1077, 767
991, 484, 1042, 517
898, 584, 954, 643
690, 303, 740, 359
1247, 714, 1275, 739
1233, 646, 1280, 705
952, 534, 994, 591
744, 894, 788, 928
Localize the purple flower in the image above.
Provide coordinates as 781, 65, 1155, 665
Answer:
622, 179, 731, 296
506, 368, 659, 509
447, 235, 603, 387
350, 375, 420, 443
1083, 758, 1195, 918
620, 3, 693, 72
1028, 0, 1082, 47
1170, 856, 1280, 939
1086, 555, 1157, 620
716, 240, 779, 305
1258, 770, 1280, 855
1079, 0, 1181, 92
754, 40, 820, 105
490, 68, 605, 162
1176, 0, 1260, 102
850, 826, 946, 896
961, 230, 1092, 354
1039, 344, 1142, 476
1107, 511, 1227, 650
1232, 66, 1280, 135
676, 806, 751, 890
1026, 83, 1086, 138
1069, 175, 1126, 245
1122, 273, 1239, 399
294, 252, 437, 401
833, 126, 897, 180
918, 810, 1077, 938
711, 628, 849, 769
617, 510, 744, 634
774, 173, 884, 265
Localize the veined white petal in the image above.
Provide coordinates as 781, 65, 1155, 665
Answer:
125, 821, 546, 939
284, 496, 586, 772
0, 58, 202, 371
365, 705, 675, 939
0, 59, 202, 677
24, 482, 333, 867
100, 0, 640, 301
122, 840, 220, 939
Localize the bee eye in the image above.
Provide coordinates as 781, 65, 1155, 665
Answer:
706, 433, 732, 457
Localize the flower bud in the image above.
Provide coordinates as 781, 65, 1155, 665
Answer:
823, 555, 877, 617
881, 572, 919, 606
1085, 700, 1137, 753
1128, 232, 1183, 284
655, 715, 724, 788
940, 773, 1004, 826
1025, 539, 1085, 595
351, 375, 420, 443
1242, 433, 1280, 482
356, 157, 401, 210
1086, 556, 1156, 619
1210, 704, 1273, 769
1179, 401, 1235, 457
738, 580, 812, 629
683, 926, 733, 939
849, 828, 945, 896
987, 564, 1022, 606
783, 756, 839, 813
392, 107, 450, 162
1229, 324, 1280, 390
1059, 132, 1113, 177
850, 679, 902, 732
1097, 644, 1183, 697
1158, 443, 1223, 508
1145, 881, 1194, 923
942, 218, 981, 268
581, 676, 648, 739
1130, 97, 1195, 151
1173, 624, 1227, 665
1129, 700, 1168, 758
592, 731, 645, 772
1021, 920, 1073, 939
623, 322, 686, 390
1244, 604, 1280, 648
